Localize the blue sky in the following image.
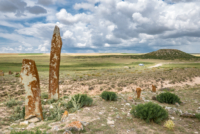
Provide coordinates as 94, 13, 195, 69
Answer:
0, 0, 200, 53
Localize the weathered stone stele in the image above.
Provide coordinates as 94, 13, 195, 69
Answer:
20, 59, 43, 120
0, 70, 4, 76
152, 85, 156, 92
136, 88, 141, 99
49, 25, 62, 99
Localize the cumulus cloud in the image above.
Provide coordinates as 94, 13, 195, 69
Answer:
26, 6, 47, 14
1, 0, 200, 53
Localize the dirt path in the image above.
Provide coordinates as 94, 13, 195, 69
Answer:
148, 63, 163, 68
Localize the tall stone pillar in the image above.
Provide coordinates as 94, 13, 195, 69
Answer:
49, 25, 62, 99
20, 59, 43, 120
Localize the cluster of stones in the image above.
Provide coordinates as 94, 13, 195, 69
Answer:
19, 25, 62, 122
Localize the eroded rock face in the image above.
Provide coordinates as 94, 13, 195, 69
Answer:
136, 88, 141, 99
49, 25, 62, 100
20, 59, 43, 120
152, 85, 156, 92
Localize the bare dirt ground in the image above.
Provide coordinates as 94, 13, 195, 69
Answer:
0, 66, 200, 134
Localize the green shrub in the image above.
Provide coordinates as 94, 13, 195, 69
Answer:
156, 92, 181, 104
15, 73, 20, 77
43, 102, 64, 121
100, 91, 117, 101
130, 102, 168, 124
9, 106, 25, 121
5, 96, 22, 107
11, 129, 46, 134
66, 94, 93, 112
195, 113, 200, 121
41, 93, 48, 99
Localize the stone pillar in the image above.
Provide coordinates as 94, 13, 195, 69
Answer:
0, 70, 4, 76
136, 88, 141, 99
49, 25, 62, 99
20, 59, 43, 120
152, 85, 156, 92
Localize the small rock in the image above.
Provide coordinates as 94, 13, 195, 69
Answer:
110, 125, 115, 127
170, 117, 175, 120
52, 126, 59, 131
65, 121, 83, 131
50, 105, 53, 109
107, 120, 115, 125
27, 123, 35, 129
194, 132, 198, 134
80, 121, 89, 126
27, 117, 40, 123
20, 121, 28, 125
175, 102, 180, 107
198, 107, 200, 110
116, 115, 122, 119
101, 124, 106, 126
63, 130, 72, 134
126, 103, 130, 106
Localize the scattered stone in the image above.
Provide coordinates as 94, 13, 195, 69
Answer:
65, 121, 83, 131
110, 125, 115, 127
27, 123, 35, 129
20, 59, 43, 120
101, 124, 106, 126
61, 111, 69, 122
126, 103, 130, 106
198, 107, 200, 110
20, 121, 28, 126
49, 25, 63, 100
170, 117, 175, 120
152, 96, 157, 100
194, 132, 198, 134
50, 105, 53, 109
52, 126, 59, 131
80, 121, 89, 126
124, 66, 129, 69
175, 102, 180, 107
127, 96, 133, 101
116, 115, 122, 119
107, 120, 115, 125
63, 130, 72, 134
27, 117, 40, 123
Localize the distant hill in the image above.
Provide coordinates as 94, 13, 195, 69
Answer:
139, 49, 197, 60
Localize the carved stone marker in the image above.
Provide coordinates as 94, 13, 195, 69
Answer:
0, 70, 4, 76
20, 59, 43, 120
49, 25, 62, 99
136, 88, 141, 99
152, 85, 156, 92
9, 71, 13, 75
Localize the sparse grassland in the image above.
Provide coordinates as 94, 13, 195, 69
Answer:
0, 53, 200, 134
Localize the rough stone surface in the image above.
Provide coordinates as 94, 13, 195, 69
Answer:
49, 25, 62, 100
152, 85, 156, 92
20, 59, 43, 120
27, 123, 35, 129
136, 88, 141, 99
65, 121, 83, 131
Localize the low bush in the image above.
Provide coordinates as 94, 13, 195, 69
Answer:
11, 129, 46, 134
43, 102, 64, 121
66, 94, 93, 112
156, 92, 181, 104
41, 93, 48, 99
5, 96, 22, 107
195, 113, 200, 121
9, 106, 25, 121
100, 91, 117, 101
164, 120, 175, 130
130, 102, 168, 124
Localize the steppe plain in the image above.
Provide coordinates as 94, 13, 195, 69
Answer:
0, 53, 200, 134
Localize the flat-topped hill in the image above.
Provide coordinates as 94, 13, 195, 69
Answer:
140, 49, 196, 60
